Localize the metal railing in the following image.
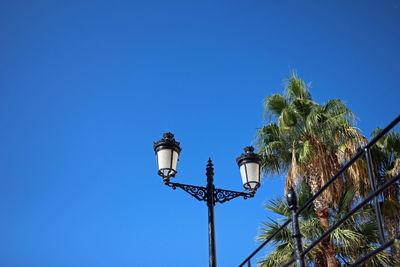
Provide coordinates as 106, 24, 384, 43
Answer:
239, 115, 400, 267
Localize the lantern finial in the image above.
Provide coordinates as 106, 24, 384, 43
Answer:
163, 132, 174, 140
244, 146, 254, 153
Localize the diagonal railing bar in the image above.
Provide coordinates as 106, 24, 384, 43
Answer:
281, 258, 295, 267
284, 173, 400, 266
365, 115, 400, 149
297, 115, 400, 217
239, 114, 400, 267
238, 219, 292, 267
349, 233, 400, 267
300, 173, 400, 258
296, 149, 364, 216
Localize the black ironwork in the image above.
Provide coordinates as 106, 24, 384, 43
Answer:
299, 173, 400, 259
239, 219, 292, 267
214, 188, 253, 203
161, 157, 256, 267
282, 258, 295, 267
239, 115, 400, 267
153, 132, 182, 183
287, 187, 305, 267
166, 182, 254, 204
364, 147, 386, 243
153, 132, 182, 154
167, 182, 208, 201
236, 146, 262, 192
206, 159, 217, 267
349, 233, 400, 267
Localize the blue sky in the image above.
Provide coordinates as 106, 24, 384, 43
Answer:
0, 1, 399, 266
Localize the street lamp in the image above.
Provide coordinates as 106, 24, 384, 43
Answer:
153, 132, 262, 267
153, 132, 181, 183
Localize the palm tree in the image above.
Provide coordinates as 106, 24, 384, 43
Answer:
257, 183, 394, 266
370, 128, 400, 262
255, 72, 368, 266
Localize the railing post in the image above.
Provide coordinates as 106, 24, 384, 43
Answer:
364, 148, 386, 243
287, 187, 305, 267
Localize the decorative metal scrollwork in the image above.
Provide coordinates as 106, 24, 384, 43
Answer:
214, 188, 253, 204
166, 182, 253, 204
167, 182, 208, 202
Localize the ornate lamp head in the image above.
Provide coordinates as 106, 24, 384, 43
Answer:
153, 132, 181, 183
236, 146, 262, 193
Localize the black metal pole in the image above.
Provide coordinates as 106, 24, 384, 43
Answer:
364, 148, 386, 243
206, 158, 217, 267
287, 187, 305, 267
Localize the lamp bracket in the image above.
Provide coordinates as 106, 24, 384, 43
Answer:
166, 182, 254, 204
167, 182, 208, 202
214, 188, 254, 204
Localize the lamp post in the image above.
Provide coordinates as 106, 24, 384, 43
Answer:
153, 132, 262, 267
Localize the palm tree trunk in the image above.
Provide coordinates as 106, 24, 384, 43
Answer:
307, 166, 340, 267
316, 210, 340, 267
384, 216, 400, 261
314, 252, 327, 267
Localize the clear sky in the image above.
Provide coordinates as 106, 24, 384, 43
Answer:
1, 1, 399, 266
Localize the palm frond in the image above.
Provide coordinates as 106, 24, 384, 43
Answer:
264, 94, 287, 121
